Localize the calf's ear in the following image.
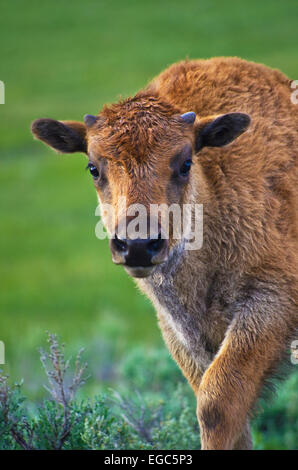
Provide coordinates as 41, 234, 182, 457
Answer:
31, 119, 87, 154
195, 113, 251, 152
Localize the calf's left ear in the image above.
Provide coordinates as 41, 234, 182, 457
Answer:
31, 119, 87, 154
195, 113, 251, 151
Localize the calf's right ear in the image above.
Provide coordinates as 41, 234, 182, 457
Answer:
31, 119, 87, 154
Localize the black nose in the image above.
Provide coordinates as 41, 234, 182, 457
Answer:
110, 233, 168, 267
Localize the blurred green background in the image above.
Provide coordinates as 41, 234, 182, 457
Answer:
0, 0, 297, 449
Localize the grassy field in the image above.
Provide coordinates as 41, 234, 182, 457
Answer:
0, 0, 297, 448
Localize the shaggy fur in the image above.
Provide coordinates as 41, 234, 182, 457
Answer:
32, 57, 298, 450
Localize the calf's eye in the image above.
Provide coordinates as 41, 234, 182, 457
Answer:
86, 163, 99, 178
179, 159, 192, 176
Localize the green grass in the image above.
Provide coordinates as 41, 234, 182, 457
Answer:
0, 0, 297, 448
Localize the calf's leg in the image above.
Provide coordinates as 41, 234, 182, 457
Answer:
196, 287, 295, 450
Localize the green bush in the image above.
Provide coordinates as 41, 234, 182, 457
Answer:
0, 334, 199, 450
0, 334, 297, 450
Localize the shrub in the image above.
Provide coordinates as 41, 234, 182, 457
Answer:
0, 333, 296, 450
0, 333, 199, 450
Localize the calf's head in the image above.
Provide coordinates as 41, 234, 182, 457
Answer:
32, 94, 250, 278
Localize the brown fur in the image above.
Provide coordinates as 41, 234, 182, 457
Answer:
32, 57, 298, 450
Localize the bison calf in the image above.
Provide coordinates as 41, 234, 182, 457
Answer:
32, 57, 298, 450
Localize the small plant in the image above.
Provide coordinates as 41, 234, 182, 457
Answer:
38, 333, 89, 449
0, 333, 89, 450
111, 389, 163, 446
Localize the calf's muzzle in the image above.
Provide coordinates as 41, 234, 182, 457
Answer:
109, 220, 169, 278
